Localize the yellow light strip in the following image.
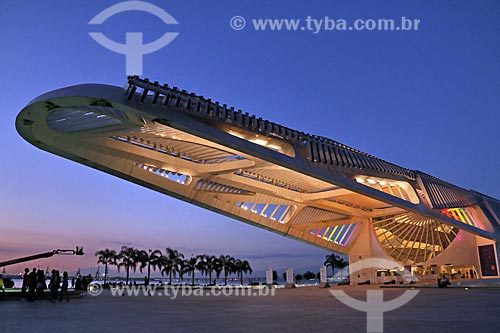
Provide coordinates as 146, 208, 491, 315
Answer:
322, 227, 331, 239
333, 225, 346, 243
327, 226, 339, 241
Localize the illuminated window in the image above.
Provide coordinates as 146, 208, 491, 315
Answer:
354, 176, 419, 204
308, 223, 358, 246
236, 202, 295, 223
441, 207, 479, 228
373, 213, 459, 265
133, 162, 191, 185
47, 107, 124, 132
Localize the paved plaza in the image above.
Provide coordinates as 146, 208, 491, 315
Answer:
3, 285, 500, 333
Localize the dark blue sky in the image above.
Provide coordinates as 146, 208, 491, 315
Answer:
1, 0, 498, 274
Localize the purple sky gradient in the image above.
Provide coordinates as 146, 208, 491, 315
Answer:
1, 0, 498, 275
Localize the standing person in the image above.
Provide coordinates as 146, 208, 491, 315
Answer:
36, 270, 46, 300
27, 268, 37, 301
74, 275, 82, 290
59, 272, 69, 302
49, 270, 59, 303
21, 268, 30, 301
81, 275, 88, 291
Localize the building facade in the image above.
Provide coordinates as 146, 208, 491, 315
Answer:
16, 77, 500, 282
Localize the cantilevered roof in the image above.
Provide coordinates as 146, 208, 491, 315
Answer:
16, 76, 500, 264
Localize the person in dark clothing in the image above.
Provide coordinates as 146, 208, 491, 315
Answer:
82, 275, 88, 291
27, 268, 37, 301
59, 272, 69, 302
74, 276, 82, 290
21, 268, 30, 300
49, 270, 60, 303
36, 270, 46, 300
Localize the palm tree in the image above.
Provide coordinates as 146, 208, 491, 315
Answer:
219, 255, 235, 286
135, 249, 149, 275
233, 259, 252, 285
336, 257, 349, 279
196, 255, 208, 284
161, 248, 184, 284
178, 259, 188, 282
196, 254, 208, 284
141, 249, 162, 282
303, 271, 316, 281
199, 255, 218, 285
206, 256, 220, 284
117, 246, 138, 285
160, 255, 175, 284
213, 257, 223, 285
184, 256, 204, 286
95, 248, 117, 284
272, 270, 278, 283
324, 253, 340, 278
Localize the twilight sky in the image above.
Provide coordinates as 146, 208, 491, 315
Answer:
0, 0, 498, 276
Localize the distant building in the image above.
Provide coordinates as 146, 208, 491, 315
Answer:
16, 77, 500, 283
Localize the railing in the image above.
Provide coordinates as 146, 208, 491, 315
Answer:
125, 76, 420, 181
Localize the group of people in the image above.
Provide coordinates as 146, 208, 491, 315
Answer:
73, 274, 93, 291
21, 267, 72, 302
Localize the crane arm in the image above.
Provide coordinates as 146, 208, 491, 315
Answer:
0, 247, 84, 268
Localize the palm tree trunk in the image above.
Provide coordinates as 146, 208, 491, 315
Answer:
169, 270, 172, 285
104, 263, 108, 285
191, 270, 195, 286
240, 272, 243, 285
147, 263, 151, 281
209, 271, 212, 285
126, 267, 130, 285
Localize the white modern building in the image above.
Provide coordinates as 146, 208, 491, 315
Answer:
16, 77, 500, 283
